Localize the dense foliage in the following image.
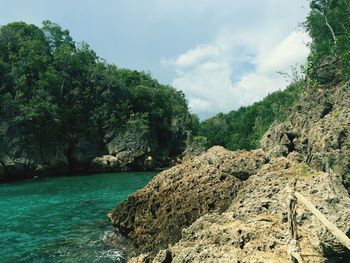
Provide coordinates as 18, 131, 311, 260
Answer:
196, 81, 304, 151
306, 0, 350, 81
0, 21, 195, 176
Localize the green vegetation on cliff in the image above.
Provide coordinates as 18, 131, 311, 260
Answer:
306, 0, 350, 82
195, 0, 350, 152
195, 80, 304, 151
0, 21, 195, 180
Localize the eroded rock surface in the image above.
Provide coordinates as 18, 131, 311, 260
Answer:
261, 84, 350, 189
108, 146, 268, 255
91, 126, 153, 172
134, 159, 350, 263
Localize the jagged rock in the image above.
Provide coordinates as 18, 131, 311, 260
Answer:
315, 56, 340, 85
108, 127, 148, 160
1, 157, 40, 179
138, 159, 350, 263
108, 146, 268, 256
0, 140, 69, 180
183, 135, 208, 159
261, 122, 298, 158
90, 126, 151, 172
111, 83, 350, 262
261, 83, 350, 189
152, 249, 172, 263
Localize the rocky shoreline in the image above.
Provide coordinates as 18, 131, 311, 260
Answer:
108, 84, 350, 262
0, 128, 176, 183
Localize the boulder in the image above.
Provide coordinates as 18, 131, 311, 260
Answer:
112, 83, 350, 262
91, 155, 120, 172
90, 126, 151, 172
108, 146, 268, 256
107, 127, 149, 168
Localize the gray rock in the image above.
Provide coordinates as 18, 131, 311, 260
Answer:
261, 83, 350, 190
89, 122, 153, 173
91, 155, 120, 172
142, 159, 350, 263
108, 146, 268, 256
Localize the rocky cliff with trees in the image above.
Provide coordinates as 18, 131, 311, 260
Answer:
0, 21, 197, 181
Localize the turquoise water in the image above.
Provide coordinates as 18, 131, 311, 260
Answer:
0, 172, 157, 263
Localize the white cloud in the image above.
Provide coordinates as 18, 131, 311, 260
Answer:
165, 30, 311, 119
188, 98, 212, 113
255, 31, 311, 74
175, 44, 219, 67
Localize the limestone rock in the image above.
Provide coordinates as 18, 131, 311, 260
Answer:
90, 126, 151, 172
107, 127, 149, 168
112, 83, 350, 262
91, 155, 120, 172
108, 146, 268, 256
261, 83, 350, 190
142, 159, 350, 263
2, 157, 40, 179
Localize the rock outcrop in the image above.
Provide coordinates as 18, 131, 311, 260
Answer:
108, 146, 268, 256
0, 123, 156, 181
261, 83, 350, 190
91, 127, 151, 172
130, 159, 350, 263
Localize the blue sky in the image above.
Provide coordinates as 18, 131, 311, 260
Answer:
0, 0, 310, 119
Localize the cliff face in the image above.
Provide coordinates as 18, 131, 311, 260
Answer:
261, 83, 350, 191
0, 125, 166, 182
0, 128, 150, 181
0, 22, 195, 182
109, 83, 350, 262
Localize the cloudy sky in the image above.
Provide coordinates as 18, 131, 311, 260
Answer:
0, 0, 310, 119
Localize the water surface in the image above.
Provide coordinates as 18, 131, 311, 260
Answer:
0, 172, 156, 263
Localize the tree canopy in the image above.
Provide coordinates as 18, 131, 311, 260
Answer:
306, 0, 350, 81
196, 80, 304, 151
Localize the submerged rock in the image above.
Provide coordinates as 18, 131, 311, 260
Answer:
108, 146, 268, 256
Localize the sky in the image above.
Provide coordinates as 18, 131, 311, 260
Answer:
0, 0, 311, 119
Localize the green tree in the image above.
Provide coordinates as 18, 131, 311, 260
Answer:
306, 0, 350, 81
0, 21, 195, 179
